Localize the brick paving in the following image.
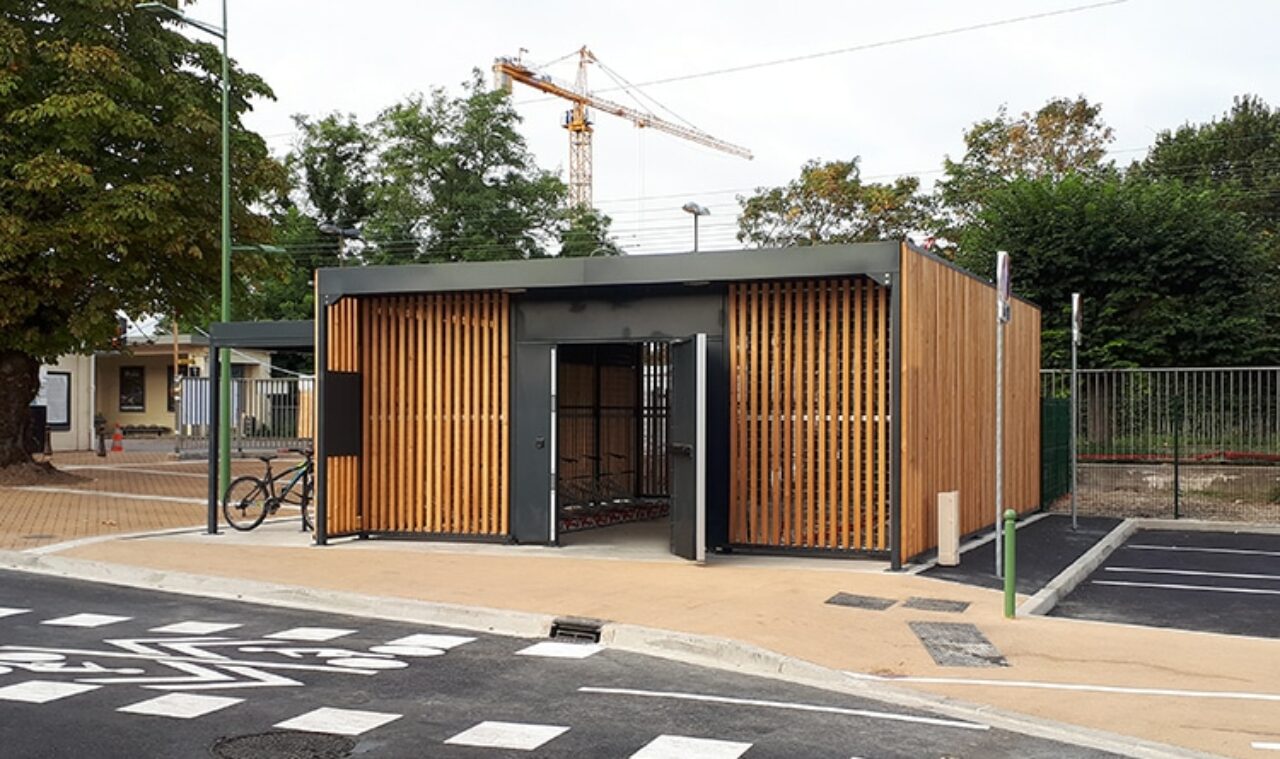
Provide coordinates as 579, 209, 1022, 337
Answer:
0, 454, 280, 551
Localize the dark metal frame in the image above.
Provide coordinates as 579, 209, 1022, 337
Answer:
204, 320, 314, 537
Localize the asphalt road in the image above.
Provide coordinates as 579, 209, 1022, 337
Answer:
1052, 528, 1280, 638
0, 570, 1116, 758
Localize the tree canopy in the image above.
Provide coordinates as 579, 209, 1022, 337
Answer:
736, 158, 932, 247
957, 173, 1274, 368
0, 0, 282, 466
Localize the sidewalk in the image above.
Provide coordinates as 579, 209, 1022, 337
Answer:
29, 522, 1276, 759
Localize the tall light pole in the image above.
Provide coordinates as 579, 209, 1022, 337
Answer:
682, 202, 710, 253
137, 1, 231, 497
318, 223, 362, 264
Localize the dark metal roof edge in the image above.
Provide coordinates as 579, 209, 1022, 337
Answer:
901, 240, 1042, 312
210, 320, 315, 349
316, 242, 901, 297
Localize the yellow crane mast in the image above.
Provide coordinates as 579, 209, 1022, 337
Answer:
494, 47, 752, 209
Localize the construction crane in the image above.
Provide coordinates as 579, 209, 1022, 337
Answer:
493, 47, 752, 208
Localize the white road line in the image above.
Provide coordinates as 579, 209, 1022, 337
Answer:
0, 607, 30, 619
41, 613, 132, 628
1106, 566, 1280, 582
578, 686, 989, 731
518, 641, 602, 659
275, 706, 401, 736
1093, 580, 1280, 596
265, 627, 356, 642
1253, 741, 1280, 751
150, 622, 243, 635
59, 466, 208, 479
1127, 544, 1280, 558
630, 734, 752, 759
118, 693, 243, 719
0, 680, 100, 703
14, 486, 204, 505
844, 672, 1280, 703
444, 721, 570, 751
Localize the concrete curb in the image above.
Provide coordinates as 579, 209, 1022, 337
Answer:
1018, 519, 1136, 617
0, 549, 1212, 759
1133, 518, 1280, 535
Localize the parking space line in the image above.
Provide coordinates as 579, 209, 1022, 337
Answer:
1127, 544, 1280, 559
1105, 567, 1280, 582
579, 686, 990, 730
1252, 741, 1280, 751
1093, 580, 1280, 596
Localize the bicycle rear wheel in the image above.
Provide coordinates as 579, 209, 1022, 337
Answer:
223, 476, 270, 531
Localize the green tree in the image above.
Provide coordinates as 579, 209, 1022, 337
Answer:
288, 112, 377, 229
736, 158, 932, 247
367, 73, 566, 263
0, 0, 282, 470
558, 207, 621, 257
958, 174, 1273, 368
1138, 95, 1280, 236
939, 96, 1115, 231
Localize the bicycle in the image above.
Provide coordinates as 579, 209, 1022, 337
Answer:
222, 448, 314, 532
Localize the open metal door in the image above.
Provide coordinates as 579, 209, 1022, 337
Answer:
669, 334, 707, 562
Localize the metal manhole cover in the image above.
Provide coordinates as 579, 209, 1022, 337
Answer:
212, 731, 355, 759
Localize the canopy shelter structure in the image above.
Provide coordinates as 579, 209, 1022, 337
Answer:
203, 320, 314, 534
310, 242, 1042, 568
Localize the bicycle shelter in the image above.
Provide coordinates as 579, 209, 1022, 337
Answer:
311, 242, 1044, 567
203, 320, 314, 534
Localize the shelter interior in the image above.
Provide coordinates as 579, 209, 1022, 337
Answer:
555, 342, 672, 546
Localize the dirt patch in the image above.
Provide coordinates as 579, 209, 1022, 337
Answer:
0, 461, 87, 487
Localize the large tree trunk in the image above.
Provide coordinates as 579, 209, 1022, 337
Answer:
0, 350, 40, 468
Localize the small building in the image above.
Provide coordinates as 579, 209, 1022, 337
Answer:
311, 242, 1041, 566
38, 335, 274, 451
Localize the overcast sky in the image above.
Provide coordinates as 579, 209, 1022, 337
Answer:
179, 0, 1277, 254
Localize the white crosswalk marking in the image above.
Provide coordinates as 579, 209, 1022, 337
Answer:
516, 641, 602, 659
118, 693, 243, 719
384, 633, 475, 650
0, 607, 30, 619
630, 735, 753, 759
264, 627, 356, 642
41, 613, 132, 628
444, 721, 569, 750
0, 680, 100, 704
275, 707, 401, 736
149, 621, 243, 635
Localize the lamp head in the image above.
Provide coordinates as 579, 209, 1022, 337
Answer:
681, 202, 710, 216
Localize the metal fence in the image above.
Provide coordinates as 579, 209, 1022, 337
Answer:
176, 376, 313, 453
1042, 367, 1280, 522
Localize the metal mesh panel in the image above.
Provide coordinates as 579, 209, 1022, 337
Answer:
1042, 367, 1280, 522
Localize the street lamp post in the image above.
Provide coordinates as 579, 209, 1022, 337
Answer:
318, 223, 362, 264
681, 202, 710, 253
137, 1, 232, 498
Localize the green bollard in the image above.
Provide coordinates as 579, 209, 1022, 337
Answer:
1003, 509, 1017, 619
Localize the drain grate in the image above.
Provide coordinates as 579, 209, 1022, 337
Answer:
902, 597, 970, 614
825, 592, 897, 611
211, 731, 355, 759
909, 621, 1007, 667
550, 617, 603, 643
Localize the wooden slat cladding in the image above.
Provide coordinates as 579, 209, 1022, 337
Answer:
325, 298, 360, 538
359, 292, 510, 536
728, 278, 888, 551
899, 244, 1041, 561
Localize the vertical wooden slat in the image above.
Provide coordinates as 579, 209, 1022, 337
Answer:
431, 295, 443, 533
768, 283, 781, 544
815, 280, 827, 547
729, 285, 743, 543
778, 283, 791, 545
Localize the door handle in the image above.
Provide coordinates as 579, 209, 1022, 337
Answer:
669, 443, 693, 457
534, 436, 545, 449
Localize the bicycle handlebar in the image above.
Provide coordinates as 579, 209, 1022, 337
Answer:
277, 447, 314, 458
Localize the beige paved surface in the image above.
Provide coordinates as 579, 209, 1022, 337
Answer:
57, 528, 1280, 759
0, 455, 282, 550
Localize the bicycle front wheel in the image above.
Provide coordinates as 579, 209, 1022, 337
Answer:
223, 476, 270, 531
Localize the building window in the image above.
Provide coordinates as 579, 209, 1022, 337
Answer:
34, 371, 71, 431
119, 366, 145, 412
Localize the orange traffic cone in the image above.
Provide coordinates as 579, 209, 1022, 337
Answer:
110, 424, 124, 453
